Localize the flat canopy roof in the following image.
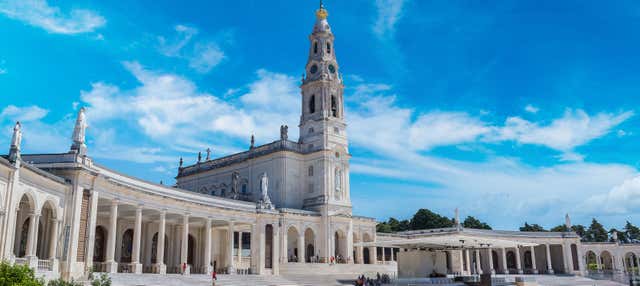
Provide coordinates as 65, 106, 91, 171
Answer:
356, 234, 537, 249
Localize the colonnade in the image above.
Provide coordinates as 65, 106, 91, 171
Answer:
458, 243, 579, 275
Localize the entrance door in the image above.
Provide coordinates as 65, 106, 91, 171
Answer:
363, 247, 370, 264
265, 224, 273, 269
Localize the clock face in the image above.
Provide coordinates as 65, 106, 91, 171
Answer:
310, 64, 318, 74
328, 64, 336, 73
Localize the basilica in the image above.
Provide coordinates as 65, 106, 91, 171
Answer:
0, 3, 639, 283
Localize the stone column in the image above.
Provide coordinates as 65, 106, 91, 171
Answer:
155, 211, 166, 274
392, 248, 396, 261
501, 248, 508, 274
26, 213, 40, 257
546, 244, 554, 274
475, 250, 483, 274
26, 212, 40, 269
272, 223, 280, 275
226, 220, 235, 274
371, 246, 377, 265
298, 233, 305, 263
515, 247, 523, 274
48, 219, 59, 259
382, 247, 386, 263
131, 205, 143, 274
560, 244, 572, 273
181, 213, 190, 275
105, 200, 118, 273
465, 249, 471, 274
596, 254, 602, 272
85, 191, 99, 271
347, 220, 354, 263
530, 246, 538, 274
458, 250, 464, 274
204, 218, 212, 275
487, 248, 495, 274
237, 231, 243, 265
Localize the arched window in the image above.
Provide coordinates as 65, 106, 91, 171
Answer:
309, 95, 316, 114
331, 95, 337, 117
308, 166, 314, 176
327, 42, 331, 54
314, 42, 318, 54
308, 128, 314, 134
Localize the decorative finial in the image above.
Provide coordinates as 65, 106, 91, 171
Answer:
9, 121, 22, 164
197, 151, 202, 163
250, 134, 255, 149
565, 213, 572, 230
206, 148, 211, 161
70, 107, 88, 156
612, 230, 619, 242
454, 208, 460, 229
316, 0, 328, 20
280, 125, 288, 141
179, 157, 183, 168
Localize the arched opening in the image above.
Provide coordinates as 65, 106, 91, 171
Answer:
13, 194, 35, 258
120, 229, 133, 263
524, 250, 533, 269
309, 95, 316, 114
313, 41, 318, 54
506, 251, 517, 270
304, 228, 316, 263
334, 230, 347, 263
352, 233, 359, 263
265, 224, 274, 268
625, 252, 637, 274
363, 233, 373, 264
187, 235, 195, 265
600, 251, 613, 271
151, 232, 168, 264
287, 226, 300, 262
331, 95, 337, 117
492, 250, 499, 272
326, 42, 331, 54
571, 244, 579, 271
36, 201, 57, 259
93, 226, 107, 262
585, 251, 597, 272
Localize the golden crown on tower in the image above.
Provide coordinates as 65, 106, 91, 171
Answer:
316, 1, 328, 20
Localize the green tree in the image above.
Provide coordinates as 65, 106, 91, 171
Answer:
0, 262, 44, 286
462, 216, 492, 230
585, 219, 608, 242
624, 221, 640, 242
572, 225, 586, 238
519, 222, 547, 232
376, 222, 392, 233
549, 224, 568, 232
409, 209, 454, 230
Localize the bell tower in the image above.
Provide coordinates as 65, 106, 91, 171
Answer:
299, 2, 347, 153
299, 2, 351, 215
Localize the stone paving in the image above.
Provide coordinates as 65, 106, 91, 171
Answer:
108, 273, 628, 286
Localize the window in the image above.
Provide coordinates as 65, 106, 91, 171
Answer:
308, 166, 314, 176
327, 42, 331, 54
308, 127, 314, 134
328, 64, 336, 74
308, 183, 314, 193
309, 95, 316, 113
314, 42, 318, 54
333, 127, 339, 134
331, 95, 337, 117
310, 64, 318, 74
221, 189, 226, 197
241, 184, 247, 194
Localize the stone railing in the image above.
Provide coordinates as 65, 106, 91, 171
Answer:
233, 256, 251, 271
92, 262, 107, 273
118, 264, 133, 273
37, 259, 52, 271
14, 257, 28, 266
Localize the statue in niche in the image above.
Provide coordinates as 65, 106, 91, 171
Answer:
230, 172, 240, 199
280, 125, 289, 141
257, 172, 274, 210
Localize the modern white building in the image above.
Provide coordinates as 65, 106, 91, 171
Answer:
0, 3, 638, 283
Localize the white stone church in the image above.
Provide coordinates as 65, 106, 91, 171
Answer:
0, 3, 639, 283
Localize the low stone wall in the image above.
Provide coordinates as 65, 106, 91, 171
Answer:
279, 262, 397, 276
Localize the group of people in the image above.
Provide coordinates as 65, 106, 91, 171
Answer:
354, 273, 390, 286
329, 254, 346, 264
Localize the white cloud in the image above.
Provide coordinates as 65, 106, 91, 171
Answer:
79, 62, 300, 163
409, 112, 489, 150
494, 109, 633, 153
373, 0, 407, 38
524, 104, 539, 114
0, 105, 49, 122
582, 176, 640, 216
158, 24, 225, 73
0, 0, 105, 34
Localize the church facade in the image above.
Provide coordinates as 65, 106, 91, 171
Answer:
0, 3, 639, 283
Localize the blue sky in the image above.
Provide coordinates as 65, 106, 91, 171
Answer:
1, 0, 640, 230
